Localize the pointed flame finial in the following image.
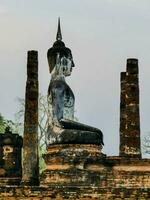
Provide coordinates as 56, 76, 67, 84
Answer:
56, 17, 62, 41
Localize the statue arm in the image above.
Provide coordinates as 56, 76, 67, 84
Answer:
51, 84, 65, 126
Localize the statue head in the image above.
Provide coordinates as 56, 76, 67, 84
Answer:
52, 53, 73, 77
47, 18, 75, 75
60, 55, 73, 76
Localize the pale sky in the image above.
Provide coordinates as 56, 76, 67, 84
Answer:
0, 0, 150, 156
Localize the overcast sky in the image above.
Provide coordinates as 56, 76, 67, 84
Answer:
0, 0, 150, 156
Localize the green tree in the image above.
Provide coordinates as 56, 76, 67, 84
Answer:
0, 113, 5, 132
0, 113, 16, 133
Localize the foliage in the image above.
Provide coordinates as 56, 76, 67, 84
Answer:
15, 94, 48, 146
142, 132, 150, 155
0, 113, 17, 133
38, 94, 49, 148
0, 113, 5, 132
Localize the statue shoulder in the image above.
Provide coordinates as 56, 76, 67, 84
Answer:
48, 80, 68, 94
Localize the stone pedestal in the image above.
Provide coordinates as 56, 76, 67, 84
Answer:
41, 144, 105, 186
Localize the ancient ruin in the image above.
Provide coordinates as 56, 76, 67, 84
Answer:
119, 59, 141, 158
0, 127, 22, 186
22, 50, 39, 186
0, 19, 149, 199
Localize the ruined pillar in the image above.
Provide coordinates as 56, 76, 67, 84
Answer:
119, 72, 126, 157
0, 127, 23, 185
22, 51, 39, 185
119, 58, 141, 158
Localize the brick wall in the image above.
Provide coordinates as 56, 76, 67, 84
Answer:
0, 157, 149, 199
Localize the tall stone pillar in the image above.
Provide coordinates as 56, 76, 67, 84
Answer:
119, 58, 141, 158
119, 72, 126, 156
22, 51, 39, 185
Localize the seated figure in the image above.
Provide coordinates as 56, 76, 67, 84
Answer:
46, 21, 104, 146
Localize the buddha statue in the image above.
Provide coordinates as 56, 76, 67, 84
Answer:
46, 19, 104, 147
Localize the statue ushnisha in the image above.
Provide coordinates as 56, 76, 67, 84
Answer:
46, 19, 104, 147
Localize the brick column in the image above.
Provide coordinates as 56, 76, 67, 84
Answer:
119, 59, 141, 158
22, 51, 39, 185
119, 72, 126, 156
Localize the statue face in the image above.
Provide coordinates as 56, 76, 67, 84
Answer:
53, 53, 73, 77
61, 57, 73, 77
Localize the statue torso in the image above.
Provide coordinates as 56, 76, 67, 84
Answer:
48, 79, 75, 127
